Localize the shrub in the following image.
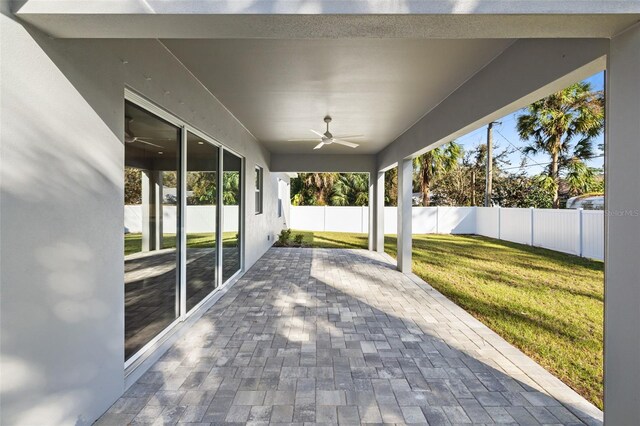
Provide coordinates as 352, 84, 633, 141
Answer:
276, 229, 292, 246
293, 234, 304, 245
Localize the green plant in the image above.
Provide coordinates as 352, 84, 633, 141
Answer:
277, 229, 292, 246
293, 234, 304, 245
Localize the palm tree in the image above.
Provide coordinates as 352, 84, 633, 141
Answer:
331, 173, 369, 206
290, 173, 338, 206
517, 82, 604, 208
413, 141, 462, 206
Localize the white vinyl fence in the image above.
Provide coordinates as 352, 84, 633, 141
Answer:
125, 205, 239, 234
290, 206, 604, 260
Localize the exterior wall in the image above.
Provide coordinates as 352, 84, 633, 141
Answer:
0, 13, 287, 425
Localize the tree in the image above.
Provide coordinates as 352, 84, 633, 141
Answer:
516, 82, 604, 208
222, 171, 240, 205
124, 167, 142, 204
331, 173, 369, 206
188, 172, 217, 205
385, 167, 398, 206
290, 173, 339, 206
413, 142, 462, 206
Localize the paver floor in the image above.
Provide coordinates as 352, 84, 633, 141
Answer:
99, 248, 603, 425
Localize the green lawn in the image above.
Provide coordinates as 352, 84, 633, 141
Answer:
292, 230, 604, 409
125, 233, 237, 256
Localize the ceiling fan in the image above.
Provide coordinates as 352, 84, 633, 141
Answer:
125, 116, 167, 148
288, 116, 363, 150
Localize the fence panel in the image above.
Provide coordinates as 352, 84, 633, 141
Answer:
582, 210, 605, 260
532, 209, 581, 255
325, 206, 365, 233
384, 207, 398, 234
475, 207, 500, 239
499, 208, 532, 245
289, 206, 326, 231
438, 207, 475, 234
412, 207, 437, 233
125, 205, 238, 233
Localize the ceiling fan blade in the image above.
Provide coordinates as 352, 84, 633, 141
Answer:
313, 142, 325, 150
137, 139, 164, 148
137, 137, 177, 141
332, 134, 364, 139
332, 139, 359, 148
310, 129, 325, 138
287, 138, 321, 142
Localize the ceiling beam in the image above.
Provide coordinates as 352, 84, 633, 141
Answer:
271, 154, 376, 173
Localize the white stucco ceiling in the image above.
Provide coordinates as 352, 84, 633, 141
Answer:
163, 38, 514, 154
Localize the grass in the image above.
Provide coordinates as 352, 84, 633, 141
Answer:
125, 233, 237, 256
291, 230, 604, 409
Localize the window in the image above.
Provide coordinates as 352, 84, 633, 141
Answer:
124, 93, 245, 365
254, 165, 263, 215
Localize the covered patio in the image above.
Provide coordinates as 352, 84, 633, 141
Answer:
98, 248, 601, 425
4, 2, 640, 424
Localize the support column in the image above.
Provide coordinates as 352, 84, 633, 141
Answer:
604, 24, 640, 425
368, 169, 385, 252
397, 159, 412, 272
141, 170, 163, 251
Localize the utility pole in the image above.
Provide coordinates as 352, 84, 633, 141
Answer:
485, 122, 496, 207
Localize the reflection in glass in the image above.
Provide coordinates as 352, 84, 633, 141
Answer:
223, 151, 242, 282
124, 101, 180, 360
186, 132, 218, 311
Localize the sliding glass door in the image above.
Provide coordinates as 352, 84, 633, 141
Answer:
185, 132, 219, 311
124, 100, 180, 361
124, 95, 244, 363
223, 150, 242, 282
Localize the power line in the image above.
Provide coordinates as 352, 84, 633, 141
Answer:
494, 127, 550, 170
498, 154, 604, 172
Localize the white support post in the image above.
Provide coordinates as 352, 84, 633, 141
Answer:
369, 170, 385, 252
376, 171, 385, 252
141, 170, 163, 252
604, 23, 640, 425
397, 159, 413, 272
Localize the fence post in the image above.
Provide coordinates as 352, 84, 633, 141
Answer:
436, 206, 440, 234
497, 206, 501, 240
530, 207, 535, 246
579, 208, 584, 257
323, 205, 327, 232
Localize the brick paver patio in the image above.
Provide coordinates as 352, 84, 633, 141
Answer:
98, 248, 603, 425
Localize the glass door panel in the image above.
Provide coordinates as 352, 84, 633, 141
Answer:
124, 100, 180, 361
223, 150, 242, 282
185, 132, 219, 311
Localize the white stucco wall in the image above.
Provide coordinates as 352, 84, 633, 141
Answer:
0, 11, 287, 425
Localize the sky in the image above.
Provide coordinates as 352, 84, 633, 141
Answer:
454, 71, 605, 176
